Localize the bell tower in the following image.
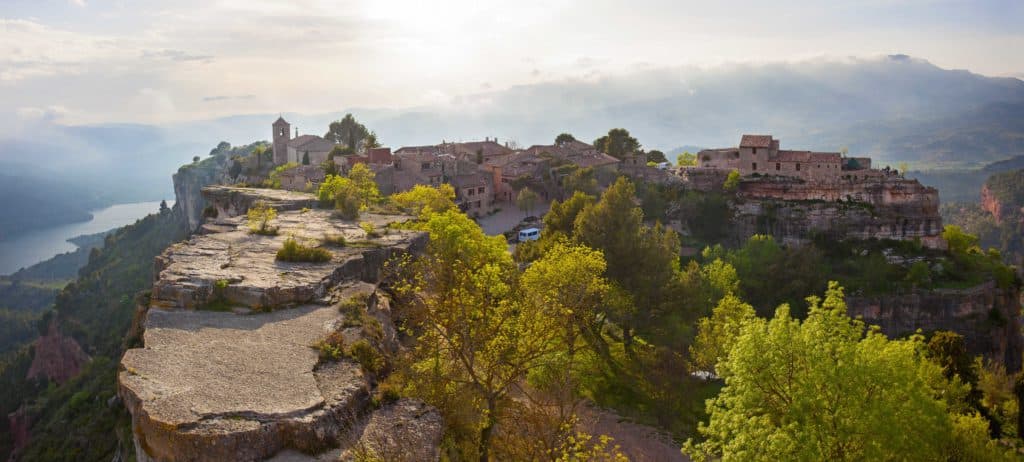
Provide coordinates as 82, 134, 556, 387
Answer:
272, 116, 291, 165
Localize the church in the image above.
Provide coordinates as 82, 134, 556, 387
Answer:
272, 117, 335, 165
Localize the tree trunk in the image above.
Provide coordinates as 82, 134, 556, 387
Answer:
479, 398, 497, 462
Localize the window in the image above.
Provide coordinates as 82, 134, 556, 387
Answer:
796, 163, 801, 171
776, 163, 780, 171
421, 162, 431, 170
474, 201, 481, 209
752, 162, 758, 171
467, 189, 475, 196
478, 187, 485, 194
752, 148, 757, 154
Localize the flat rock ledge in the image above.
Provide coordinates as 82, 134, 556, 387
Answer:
120, 199, 440, 461
151, 209, 426, 310
202, 185, 317, 219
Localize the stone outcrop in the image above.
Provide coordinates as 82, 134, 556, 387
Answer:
202, 186, 317, 222
6, 405, 31, 462
27, 317, 90, 384
119, 188, 440, 461
847, 280, 1023, 372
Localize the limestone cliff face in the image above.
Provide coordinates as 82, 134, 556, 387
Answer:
6, 406, 31, 462
118, 187, 441, 462
981, 183, 1007, 225
847, 281, 1023, 372
726, 176, 944, 248
26, 317, 90, 384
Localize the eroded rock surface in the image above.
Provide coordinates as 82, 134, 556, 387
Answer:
119, 190, 439, 461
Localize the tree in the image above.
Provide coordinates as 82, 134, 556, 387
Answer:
943, 225, 980, 256
328, 144, 354, 160
252, 144, 267, 171
192, 156, 200, 163
690, 294, 755, 375
543, 191, 595, 237
390, 184, 456, 219
517, 188, 540, 217
723, 169, 740, 191
159, 200, 170, 215
647, 150, 667, 164
301, 151, 310, 165
324, 113, 370, 151
562, 166, 598, 196
555, 133, 577, 145
347, 163, 380, 207
394, 210, 562, 462
593, 128, 640, 159
363, 131, 381, 151
210, 141, 230, 156
677, 152, 697, 167
318, 175, 361, 220
321, 158, 339, 176
684, 282, 1000, 462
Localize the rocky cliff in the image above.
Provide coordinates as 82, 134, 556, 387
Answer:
847, 280, 1023, 372
118, 187, 440, 461
26, 317, 90, 384
725, 176, 944, 248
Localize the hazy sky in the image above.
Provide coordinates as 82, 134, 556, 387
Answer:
2, 0, 1022, 127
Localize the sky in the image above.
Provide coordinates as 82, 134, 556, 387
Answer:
2, 0, 1023, 129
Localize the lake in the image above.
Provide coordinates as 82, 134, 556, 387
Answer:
0, 201, 170, 275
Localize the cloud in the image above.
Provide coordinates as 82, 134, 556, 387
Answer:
16, 105, 70, 123
202, 95, 255, 102
69, 0, 86, 6
141, 49, 214, 64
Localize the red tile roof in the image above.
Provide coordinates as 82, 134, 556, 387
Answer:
739, 135, 773, 148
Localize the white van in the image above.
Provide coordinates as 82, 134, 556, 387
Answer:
518, 228, 540, 242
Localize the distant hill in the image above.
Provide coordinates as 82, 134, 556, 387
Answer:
0, 172, 98, 238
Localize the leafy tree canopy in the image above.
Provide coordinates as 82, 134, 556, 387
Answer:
593, 128, 641, 159
324, 113, 369, 151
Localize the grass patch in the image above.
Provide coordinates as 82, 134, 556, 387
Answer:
360, 221, 381, 238
276, 236, 332, 263
314, 332, 346, 362
349, 339, 386, 375
323, 233, 348, 247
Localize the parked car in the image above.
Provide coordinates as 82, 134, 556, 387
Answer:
518, 227, 541, 242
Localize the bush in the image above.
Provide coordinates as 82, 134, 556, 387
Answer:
319, 175, 362, 220
323, 233, 347, 247
360, 221, 380, 238
349, 339, 385, 375
247, 201, 279, 235
314, 332, 346, 361
276, 236, 332, 262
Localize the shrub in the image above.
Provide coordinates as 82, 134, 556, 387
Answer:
360, 221, 380, 238
247, 201, 279, 235
323, 233, 347, 247
349, 339, 385, 375
314, 332, 345, 361
723, 169, 741, 191
265, 162, 299, 188
276, 236, 332, 262
319, 175, 362, 220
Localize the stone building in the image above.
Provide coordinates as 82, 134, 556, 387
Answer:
272, 116, 335, 166
698, 134, 843, 181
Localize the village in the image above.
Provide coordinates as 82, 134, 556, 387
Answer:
266, 117, 942, 240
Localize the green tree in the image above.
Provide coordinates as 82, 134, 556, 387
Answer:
646, 150, 667, 164
943, 225, 980, 256
301, 151, 310, 165
543, 191, 595, 237
246, 201, 278, 235
328, 144, 355, 160
555, 133, 577, 145
676, 152, 697, 167
321, 158, 339, 176
324, 113, 370, 151
690, 294, 755, 375
684, 282, 996, 462
252, 144, 267, 171
562, 166, 598, 196
390, 184, 457, 219
210, 141, 230, 156
363, 131, 381, 151
593, 128, 641, 159
317, 175, 361, 220
723, 169, 741, 191
517, 188, 540, 217
347, 163, 380, 207
395, 210, 562, 462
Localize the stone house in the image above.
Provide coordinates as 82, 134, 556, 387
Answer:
278, 165, 325, 192
698, 135, 842, 182
452, 172, 494, 217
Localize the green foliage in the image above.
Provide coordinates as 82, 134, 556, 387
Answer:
359, 221, 379, 238
677, 151, 697, 167
593, 128, 641, 159
246, 201, 278, 235
690, 294, 756, 374
562, 166, 599, 196
348, 163, 381, 206
517, 187, 540, 216
723, 169, 741, 191
685, 282, 992, 461
555, 133, 577, 144
324, 113, 370, 151
276, 236, 332, 263
646, 150, 667, 164
348, 339, 385, 375
389, 184, 456, 219
301, 151, 310, 165
543, 191, 595, 237
318, 175, 362, 220
314, 332, 345, 362
322, 233, 347, 247
265, 162, 299, 189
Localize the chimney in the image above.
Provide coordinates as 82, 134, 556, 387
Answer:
295, 127, 298, 137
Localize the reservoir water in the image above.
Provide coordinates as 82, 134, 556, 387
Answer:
0, 201, 169, 275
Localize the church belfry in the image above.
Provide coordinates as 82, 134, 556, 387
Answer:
272, 116, 291, 165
